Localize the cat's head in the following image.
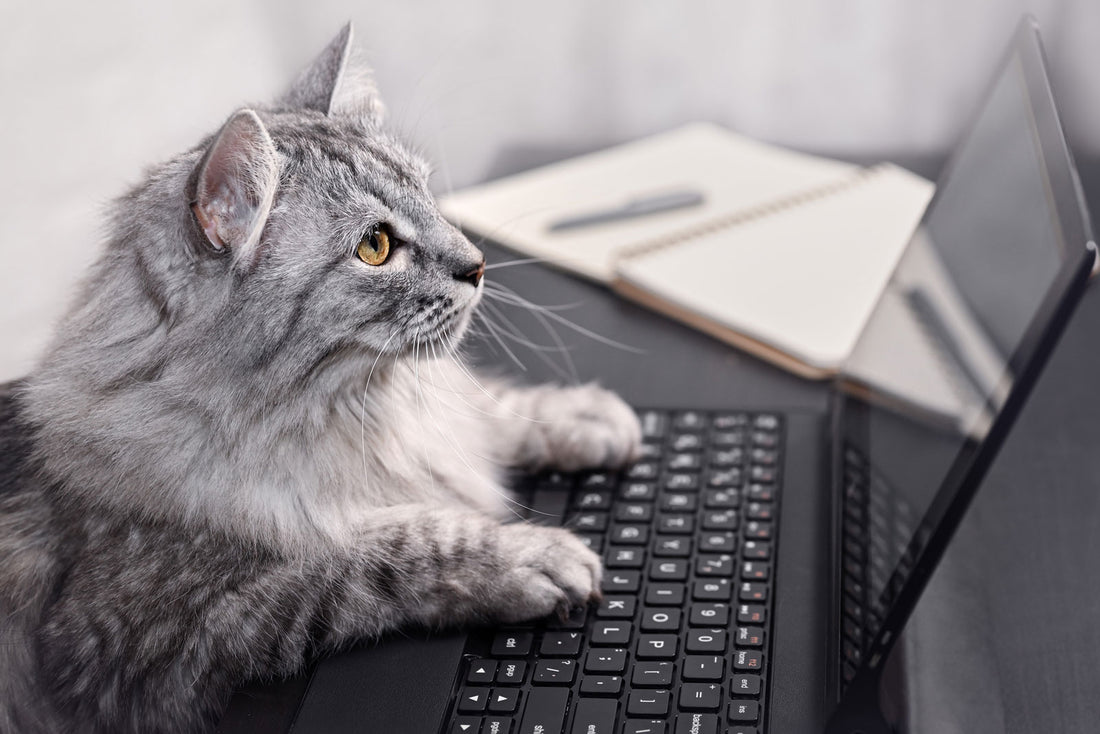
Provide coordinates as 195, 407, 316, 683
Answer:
99, 24, 485, 392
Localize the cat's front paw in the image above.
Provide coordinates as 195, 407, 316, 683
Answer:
525, 383, 642, 472
490, 524, 602, 623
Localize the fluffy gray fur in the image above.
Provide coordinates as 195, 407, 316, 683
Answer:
0, 24, 641, 733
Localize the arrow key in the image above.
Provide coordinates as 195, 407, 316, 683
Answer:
457, 688, 489, 713
466, 660, 496, 684
451, 716, 480, 733
488, 688, 521, 714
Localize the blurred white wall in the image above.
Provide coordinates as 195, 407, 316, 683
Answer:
2, 0, 1098, 380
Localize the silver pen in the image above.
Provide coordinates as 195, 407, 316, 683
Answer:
546, 189, 705, 232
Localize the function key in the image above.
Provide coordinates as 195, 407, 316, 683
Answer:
750, 448, 777, 465
741, 562, 770, 581
744, 521, 773, 541
739, 583, 768, 602
735, 626, 765, 647
741, 541, 770, 560
752, 413, 780, 431
733, 649, 765, 671
737, 604, 766, 625
751, 431, 778, 449
491, 631, 533, 657
750, 466, 777, 483
712, 413, 749, 429
746, 484, 775, 502
745, 503, 773, 521
672, 411, 707, 432
638, 410, 668, 440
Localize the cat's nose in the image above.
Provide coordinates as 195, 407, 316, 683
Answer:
455, 258, 485, 288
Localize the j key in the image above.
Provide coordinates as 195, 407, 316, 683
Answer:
679, 683, 723, 711
689, 603, 730, 626
631, 661, 674, 686
657, 515, 695, 534
705, 469, 742, 488
696, 554, 735, 577
649, 558, 689, 581
686, 629, 727, 653
627, 690, 671, 717
704, 489, 739, 509
601, 571, 640, 594
666, 453, 702, 471
699, 532, 737, 553
491, 632, 533, 657
736, 626, 765, 647
574, 490, 612, 511
653, 536, 692, 557
741, 562, 770, 581
659, 493, 697, 512
731, 674, 762, 696
596, 596, 636, 619
541, 631, 584, 656
636, 634, 678, 659
517, 687, 568, 734
489, 688, 521, 713
569, 697, 617, 734
496, 660, 526, 685
739, 583, 768, 602
702, 510, 739, 530
638, 410, 668, 440
728, 701, 761, 724
693, 579, 732, 601
607, 547, 645, 568
627, 463, 660, 480
616, 504, 654, 523
664, 473, 699, 491
670, 434, 704, 452
746, 484, 775, 502
709, 448, 744, 467
713, 413, 748, 429
458, 688, 489, 713
744, 521, 773, 540
645, 583, 686, 606
672, 411, 707, 431
745, 502, 773, 521
533, 659, 576, 685
640, 607, 681, 631
466, 660, 496, 685
579, 675, 623, 696
742, 541, 771, 560
590, 622, 632, 646
585, 648, 628, 673
611, 524, 649, 545
682, 655, 725, 681
737, 604, 767, 624
733, 649, 765, 671
675, 714, 719, 734
620, 482, 657, 501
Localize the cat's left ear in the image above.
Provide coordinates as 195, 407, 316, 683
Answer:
189, 109, 279, 266
280, 22, 385, 127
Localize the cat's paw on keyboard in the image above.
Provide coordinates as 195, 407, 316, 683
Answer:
490, 524, 603, 624
527, 383, 642, 472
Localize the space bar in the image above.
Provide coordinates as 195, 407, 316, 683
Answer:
516, 687, 569, 734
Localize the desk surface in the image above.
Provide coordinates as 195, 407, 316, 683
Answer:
222, 154, 1100, 732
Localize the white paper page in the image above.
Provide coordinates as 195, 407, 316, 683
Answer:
438, 122, 857, 282
615, 164, 934, 370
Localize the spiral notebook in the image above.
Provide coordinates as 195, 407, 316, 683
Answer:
439, 123, 934, 378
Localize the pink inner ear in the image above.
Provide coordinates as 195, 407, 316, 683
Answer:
191, 201, 226, 251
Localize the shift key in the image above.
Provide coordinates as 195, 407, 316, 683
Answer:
518, 686, 569, 734
569, 698, 617, 734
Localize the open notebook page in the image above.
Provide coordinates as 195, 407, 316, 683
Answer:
438, 122, 857, 282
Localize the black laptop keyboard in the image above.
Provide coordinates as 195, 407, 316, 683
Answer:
443, 410, 784, 734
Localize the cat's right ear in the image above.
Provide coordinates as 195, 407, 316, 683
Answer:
188, 109, 279, 268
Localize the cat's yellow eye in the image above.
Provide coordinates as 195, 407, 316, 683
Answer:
356, 225, 391, 266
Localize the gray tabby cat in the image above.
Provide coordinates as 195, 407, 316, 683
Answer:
0, 24, 641, 733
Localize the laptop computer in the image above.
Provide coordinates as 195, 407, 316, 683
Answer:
220, 18, 1096, 734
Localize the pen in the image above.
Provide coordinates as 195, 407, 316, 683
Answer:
546, 189, 705, 232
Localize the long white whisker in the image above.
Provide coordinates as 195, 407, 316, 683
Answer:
440, 332, 546, 424
479, 301, 576, 383
360, 329, 402, 486
475, 309, 528, 372
483, 256, 547, 271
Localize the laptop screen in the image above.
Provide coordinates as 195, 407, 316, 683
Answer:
832, 21, 1094, 697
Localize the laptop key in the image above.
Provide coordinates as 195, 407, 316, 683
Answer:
639, 607, 681, 631
693, 579, 732, 601
601, 571, 640, 594
681, 655, 725, 681
699, 532, 736, 553
489, 689, 521, 713
733, 650, 764, 671
689, 603, 730, 626
596, 596, 636, 619
568, 697, 617, 734
579, 675, 623, 696
584, 648, 628, 673
467, 660, 496, 684
495, 661, 526, 685
481, 716, 512, 734
741, 541, 770, 560
674, 713, 719, 734
653, 536, 692, 557
731, 674, 761, 697
636, 634, 678, 659
540, 631, 583, 657
631, 661, 674, 686
452, 716, 481, 733
727, 700, 760, 724
624, 722, 666, 734
679, 683, 722, 711
645, 583, 686, 605
516, 687, 569, 734
458, 688, 489, 713
627, 690, 671, 717
686, 629, 727, 653
590, 622, 632, 646
491, 632, 533, 657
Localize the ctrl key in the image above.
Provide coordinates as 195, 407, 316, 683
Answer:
516, 686, 569, 734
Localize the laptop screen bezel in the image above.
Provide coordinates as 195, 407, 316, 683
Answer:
825, 16, 1097, 714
